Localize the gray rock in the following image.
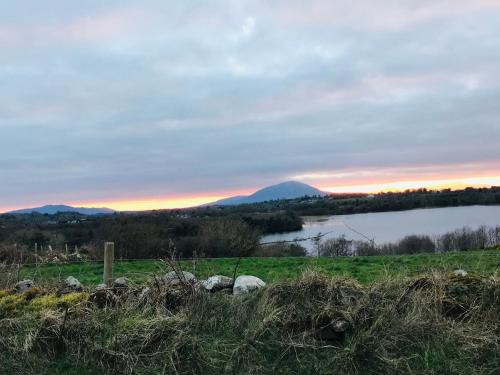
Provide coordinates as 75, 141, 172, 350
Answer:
200, 275, 233, 292
95, 283, 108, 290
64, 276, 83, 291
453, 269, 468, 277
113, 277, 130, 295
114, 277, 129, 288
164, 271, 197, 285
15, 279, 34, 293
233, 275, 265, 295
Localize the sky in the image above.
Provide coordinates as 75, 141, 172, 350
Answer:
1, 0, 499, 212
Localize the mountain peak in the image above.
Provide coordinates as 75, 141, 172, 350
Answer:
209, 181, 327, 206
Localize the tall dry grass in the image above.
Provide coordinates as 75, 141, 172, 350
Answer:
0, 269, 499, 374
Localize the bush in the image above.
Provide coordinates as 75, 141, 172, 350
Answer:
319, 235, 353, 257
397, 235, 435, 254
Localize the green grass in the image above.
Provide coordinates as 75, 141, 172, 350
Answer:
20, 249, 500, 286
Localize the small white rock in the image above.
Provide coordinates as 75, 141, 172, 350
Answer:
233, 275, 265, 295
453, 269, 468, 277
65, 276, 83, 291
164, 271, 197, 285
200, 275, 233, 292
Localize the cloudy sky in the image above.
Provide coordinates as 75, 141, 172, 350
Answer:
1, 0, 500, 211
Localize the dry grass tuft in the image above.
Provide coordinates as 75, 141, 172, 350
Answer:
259, 270, 365, 341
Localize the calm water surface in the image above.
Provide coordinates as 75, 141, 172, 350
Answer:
261, 205, 500, 252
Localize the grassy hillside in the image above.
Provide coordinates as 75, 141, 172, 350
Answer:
20, 249, 500, 286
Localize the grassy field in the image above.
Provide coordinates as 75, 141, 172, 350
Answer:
20, 249, 500, 286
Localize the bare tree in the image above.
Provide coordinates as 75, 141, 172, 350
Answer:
198, 217, 259, 257
319, 235, 353, 257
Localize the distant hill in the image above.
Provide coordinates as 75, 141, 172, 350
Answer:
8, 205, 115, 215
208, 181, 328, 206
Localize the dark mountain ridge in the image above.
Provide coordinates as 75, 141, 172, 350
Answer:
208, 181, 328, 206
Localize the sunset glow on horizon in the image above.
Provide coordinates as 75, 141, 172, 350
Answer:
69, 195, 232, 212
74, 176, 500, 211
82, 179, 500, 212
3, 174, 497, 213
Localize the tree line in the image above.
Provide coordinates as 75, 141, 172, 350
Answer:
0, 211, 303, 263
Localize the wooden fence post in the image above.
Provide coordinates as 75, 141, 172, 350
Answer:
103, 242, 115, 286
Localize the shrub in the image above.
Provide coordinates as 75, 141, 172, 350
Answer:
319, 235, 353, 257
398, 235, 436, 254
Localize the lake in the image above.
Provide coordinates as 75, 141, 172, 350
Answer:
261, 205, 500, 252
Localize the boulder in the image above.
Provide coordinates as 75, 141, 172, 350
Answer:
15, 279, 34, 293
64, 276, 83, 291
233, 275, 265, 295
453, 269, 468, 277
200, 275, 233, 292
164, 271, 196, 285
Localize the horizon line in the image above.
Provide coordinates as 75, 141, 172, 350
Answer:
2, 177, 499, 214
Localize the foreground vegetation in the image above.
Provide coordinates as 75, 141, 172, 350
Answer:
1, 268, 499, 374
19, 249, 500, 286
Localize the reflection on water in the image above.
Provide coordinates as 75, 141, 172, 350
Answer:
261, 205, 500, 252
